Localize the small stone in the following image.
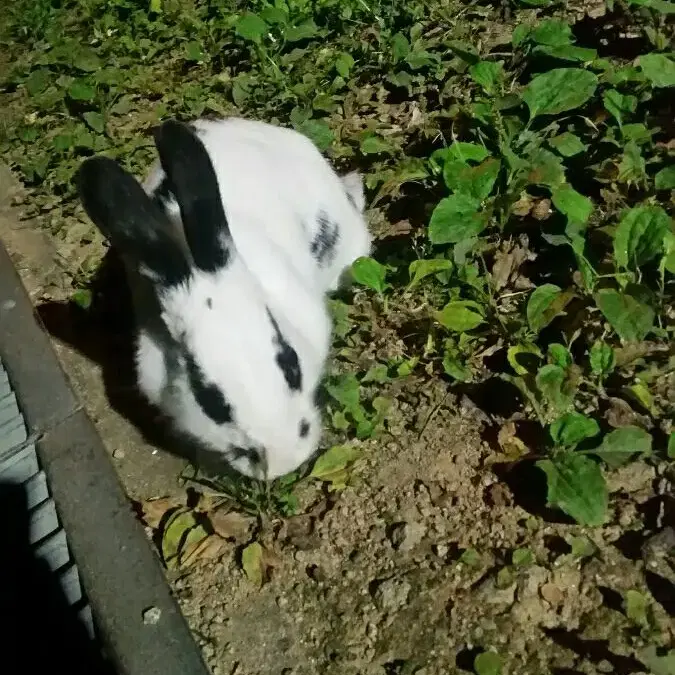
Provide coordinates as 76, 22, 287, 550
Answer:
373, 577, 411, 612
112, 448, 125, 459
540, 582, 564, 606
142, 606, 162, 625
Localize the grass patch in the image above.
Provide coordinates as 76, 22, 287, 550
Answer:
0, 0, 673, 528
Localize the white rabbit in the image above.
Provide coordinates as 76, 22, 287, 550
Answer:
77, 119, 333, 480
143, 116, 372, 294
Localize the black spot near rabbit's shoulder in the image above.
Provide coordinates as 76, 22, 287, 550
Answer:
310, 211, 340, 267
266, 309, 302, 391
184, 352, 233, 424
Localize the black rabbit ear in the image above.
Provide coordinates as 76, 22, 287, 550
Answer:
153, 119, 232, 273
76, 156, 190, 287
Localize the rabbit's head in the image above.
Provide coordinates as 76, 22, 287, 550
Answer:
77, 119, 328, 479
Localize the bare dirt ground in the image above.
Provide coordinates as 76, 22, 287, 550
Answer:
1, 164, 673, 675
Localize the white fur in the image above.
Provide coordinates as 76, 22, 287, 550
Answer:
143, 117, 372, 293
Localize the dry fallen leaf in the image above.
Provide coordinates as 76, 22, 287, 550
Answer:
497, 422, 528, 460
180, 534, 228, 568
512, 193, 534, 217
531, 198, 552, 221
209, 509, 254, 542
140, 496, 184, 529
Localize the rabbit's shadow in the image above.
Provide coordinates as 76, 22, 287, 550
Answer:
37, 248, 229, 472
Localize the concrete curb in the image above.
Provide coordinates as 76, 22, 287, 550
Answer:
0, 238, 210, 675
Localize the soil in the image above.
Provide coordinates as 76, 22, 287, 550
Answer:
1, 162, 673, 674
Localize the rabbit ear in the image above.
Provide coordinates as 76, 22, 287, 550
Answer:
76, 156, 190, 287
153, 119, 232, 274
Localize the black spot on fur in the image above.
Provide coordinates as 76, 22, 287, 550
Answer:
206, 297, 213, 309
184, 352, 232, 424
230, 445, 263, 465
299, 419, 310, 438
310, 211, 340, 267
153, 120, 232, 273
266, 309, 302, 391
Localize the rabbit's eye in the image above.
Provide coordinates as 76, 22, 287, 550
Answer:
299, 419, 310, 438
231, 445, 264, 466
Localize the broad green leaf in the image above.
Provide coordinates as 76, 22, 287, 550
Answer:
241, 542, 264, 586
624, 590, 651, 629
527, 283, 565, 333
638, 646, 675, 675
469, 61, 504, 94
550, 412, 601, 447
310, 445, 361, 480
428, 194, 486, 244
150, 0, 162, 11
536, 364, 573, 412
628, 0, 675, 11
235, 13, 268, 43
512, 24, 532, 47
68, 79, 96, 101
603, 89, 637, 127
552, 184, 593, 226
592, 426, 652, 468
284, 19, 319, 42
589, 341, 615, 377
548, 132, 586, 157
25, 69, 50, 96
436, 301, 485, 332
613, 205, 672, 269
569, 535, 596, 558
537, 453, 608, 526
548, 343, 572, 368
522, 68, 598, 119
73, 49, 102, 73
325, 373, 360, 410
442, 352, 472, 381
335, 52, 354, 78
351, 256, 388, 294
638, 53, 675, 87
161, 508, 206, 569
530, 20, 573, 46
83, 111, 105, 134
184, 40, 206, 62
512, 548, 534, 566
664, 231, 675, 275
568, 233, 596, 290
668, 432, 675, 459
507, 343, 542, 375
444, 157, 501, 200
534, 45, 597, 62
459, 547, 481, 566
655, 165, 675, 190
360, 133, 394, 155
474, 651, 502, 675
408, 258, 453, 288
431, 142, 489, 166
296, 119, 334, 150
618, 141, 646, 185
71, 289, 92, 310
595, 287, 655, 342
524, 148, 565, 187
